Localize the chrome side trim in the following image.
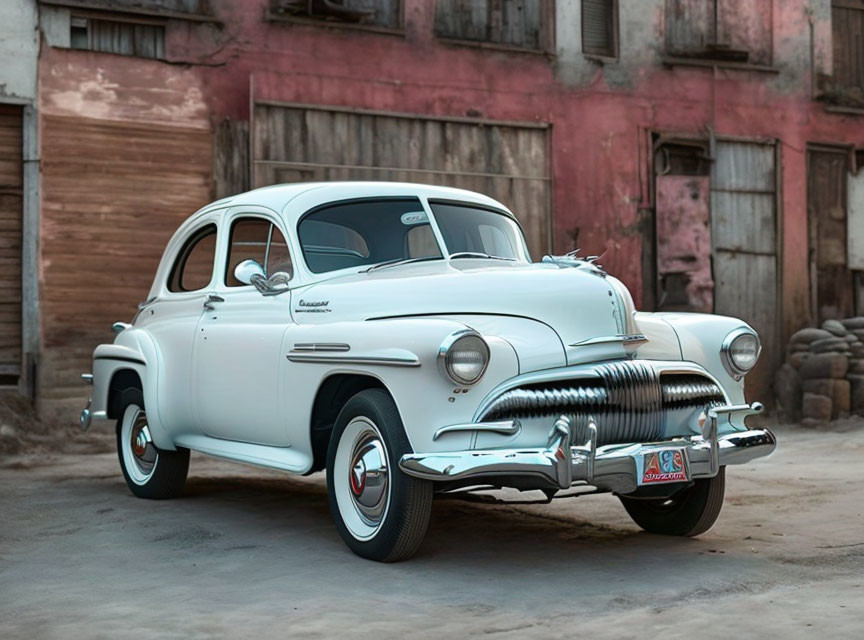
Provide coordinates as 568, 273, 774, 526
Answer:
433, 419, 521, 441
291, 343, 351, 352
81, 373, 93, 385
569, 334, 648, 347
286, 354, 420, 367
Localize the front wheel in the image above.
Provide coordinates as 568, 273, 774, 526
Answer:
619, 467, 726, 537
116, 388, 189, 499
327, 389, 433, 562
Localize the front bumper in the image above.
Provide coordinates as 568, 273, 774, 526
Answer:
399, 403, 776, 495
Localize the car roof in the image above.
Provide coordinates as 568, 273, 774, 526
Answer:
193, 181, 512, 224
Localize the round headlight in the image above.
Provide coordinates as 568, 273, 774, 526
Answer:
439, 331, 490, 386
721, 329, 761, 376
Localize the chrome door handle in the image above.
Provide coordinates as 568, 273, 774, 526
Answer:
203, 294, 224, 311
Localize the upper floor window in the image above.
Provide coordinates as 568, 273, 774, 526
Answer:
581, 0, 617, 58
268, 0, 402, 31
435, 0, 553, 52
664, 0, 772, 66
225, 217, 293, 287
831, 0, 864, 103
70, 15, 165, 59
168, 224, 217, 293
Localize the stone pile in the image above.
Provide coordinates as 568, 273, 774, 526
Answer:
775, 317, 864, 425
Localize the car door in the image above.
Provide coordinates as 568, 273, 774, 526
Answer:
194, 207, 294, 446
144, 219, 220, 434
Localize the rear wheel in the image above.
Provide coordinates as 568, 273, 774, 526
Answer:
327, 389, 433, 562
619, 467, 725, 537
115, 388, 189, 499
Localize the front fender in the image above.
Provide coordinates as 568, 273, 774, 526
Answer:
648, 312, 751, 408
285, 318, 520, 462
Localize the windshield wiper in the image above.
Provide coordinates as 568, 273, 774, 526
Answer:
448, 252, 516, 261
363, 256, 444, 273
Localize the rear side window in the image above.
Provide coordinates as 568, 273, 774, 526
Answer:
168, 224, 217, 293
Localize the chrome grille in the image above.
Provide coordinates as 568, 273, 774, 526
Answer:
479, 361, 725, 446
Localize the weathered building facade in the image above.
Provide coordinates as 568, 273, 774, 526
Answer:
1, 0, 863, 419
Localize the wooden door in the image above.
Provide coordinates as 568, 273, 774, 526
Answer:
808, 148, 853, 322
0, 105, 23, 386
711, 140, 778, 402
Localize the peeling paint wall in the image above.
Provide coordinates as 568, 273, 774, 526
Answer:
0, 0, 38, 102
27, 0, 864, 415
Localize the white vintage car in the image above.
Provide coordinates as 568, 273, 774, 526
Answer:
81, 182, 776, 562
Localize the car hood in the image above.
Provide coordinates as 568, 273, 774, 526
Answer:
292, 260, 626, 348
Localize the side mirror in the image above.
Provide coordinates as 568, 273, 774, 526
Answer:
234, 259, 265, 286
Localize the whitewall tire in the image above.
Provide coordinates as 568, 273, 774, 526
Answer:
115, 388, 189, 499
327, 389, 432, 562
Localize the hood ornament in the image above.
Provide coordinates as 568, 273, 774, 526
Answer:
541, 249, 607, 277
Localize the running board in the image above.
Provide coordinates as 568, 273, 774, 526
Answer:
172, 434, 310, 474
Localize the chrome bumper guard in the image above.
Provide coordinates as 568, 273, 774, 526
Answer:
399, 403, 775, 495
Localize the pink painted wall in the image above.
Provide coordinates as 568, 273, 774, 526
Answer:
38, 0, 864, 348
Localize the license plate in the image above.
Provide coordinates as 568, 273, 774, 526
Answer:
639, 448, 689, 485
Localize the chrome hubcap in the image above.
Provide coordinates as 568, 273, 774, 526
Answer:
130, 411, 156, 476
348, 433, 389, 526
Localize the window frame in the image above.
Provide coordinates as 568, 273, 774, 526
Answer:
434, 0, 556, 55
67, 11, 168, 60
265, 0, 406, 37
221, 212, 294, 290
662, 0, 775, 70
581, 0, 618, 60
166, 222, 218, 294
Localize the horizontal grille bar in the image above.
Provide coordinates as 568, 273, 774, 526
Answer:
479, 361, 724, 445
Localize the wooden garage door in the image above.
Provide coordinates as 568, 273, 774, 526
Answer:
710, 140, 778, 401
251, 103, 552, 259
0, 105, 23, 384
39, 115, 211, 417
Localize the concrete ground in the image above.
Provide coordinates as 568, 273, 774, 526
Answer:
1, 424, 862, 639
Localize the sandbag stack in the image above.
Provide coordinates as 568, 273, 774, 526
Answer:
775, 317, 864, 425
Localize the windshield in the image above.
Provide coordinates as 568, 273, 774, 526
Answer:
429, 202, 529, 261
297, 197, 529, 274
298, 198, 442, 273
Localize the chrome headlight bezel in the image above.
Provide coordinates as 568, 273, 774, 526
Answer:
721, 328, 762, 378
438, 330, 490, 386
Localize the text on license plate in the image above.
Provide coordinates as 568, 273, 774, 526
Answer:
640, 449, 689, 484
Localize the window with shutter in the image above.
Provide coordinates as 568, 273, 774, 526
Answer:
664, 0, 772, 65
581, 0, 617, 58
435, 0, 551, 52
831, 0, 864, 100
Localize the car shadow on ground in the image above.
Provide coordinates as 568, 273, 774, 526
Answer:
174, 472, 755, 576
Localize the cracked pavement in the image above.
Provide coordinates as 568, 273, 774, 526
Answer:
1, 425, 862, 639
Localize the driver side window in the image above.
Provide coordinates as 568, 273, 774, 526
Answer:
224, 217, 293, 287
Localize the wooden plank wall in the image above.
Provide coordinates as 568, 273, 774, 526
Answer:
710, 140, 778, 402
252, 103, 551, 259
832, 1, 864, 92
39, 114, 211, 420
0, 106, 23, 381
213, 119, 249, 200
